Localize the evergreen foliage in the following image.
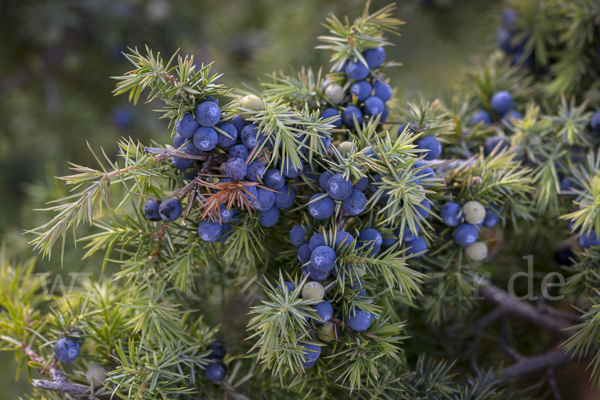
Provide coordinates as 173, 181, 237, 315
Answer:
2, 0, 600, 398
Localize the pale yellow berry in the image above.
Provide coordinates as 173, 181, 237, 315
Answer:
339, 141, 353, 156
466, 242, 488, 261
462, 201, 486, 225
86, 364, 107, 384
324, 84, 344, 105
239, 95, 264, 119
302, 282, 324, 301
318, 321, 336, 342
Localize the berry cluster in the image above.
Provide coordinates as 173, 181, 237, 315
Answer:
472, 90, 521, 128
143, 197, 183, 222
471, 90, 522, 155
276, 277, 376, 369
496, 9, 533, 68
439, 200, 499, 261
321, 47, 391, 131
308, 172, 368, 218
204, 339, 228, 382
292, 226, 388, 281
145, 94, 321, 243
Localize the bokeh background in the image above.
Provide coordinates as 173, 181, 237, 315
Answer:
6, 0, 595, 398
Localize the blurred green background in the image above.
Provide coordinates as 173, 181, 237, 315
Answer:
0, 0, 507, 397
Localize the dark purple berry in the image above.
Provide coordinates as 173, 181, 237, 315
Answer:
362, 47, 385, 69
159, 199, 182, 221
301, 342, 321, 363
454, 223, 479, 247
362, 96, 385, 117
311, 245, 336, 272
198, 220, 222, 242
350, 81, 373, 102
345, 59, 369, 80
490, 91, 514, 116
246, 161, 266, 182
193, 127, 218, 151
176, 113, 199, 138
319, 172, 333, 191
264, 169, 285, 190
231, 115, 249, 134
252, 188, 275, 211
290, 225, 308, 247
326, 174, 353, 201
347, 309, 371, 332
216, 122, 238, 147
307, 195, 335, 220
321, 108, 342, 128
341, 189, 367, 215
312, 301, 333, 323
298, 244, 312, 264
372, 80, 392, 102
143, 199, 161, 221
241, 124, 266, 149
417, 137, 442, 160
195, 102, 221, 127
204, 361, 227, 382
342, 105, 363, 128
54, 337, 80, 363
172, 157, 195, 171
405, 236, 427, 257
224, 157, 247, 180
229, 144, 249, 161
274, 185, 296, 209
208, 339, 227, 359
309, 233, 325, 251
259, 207, 280, 227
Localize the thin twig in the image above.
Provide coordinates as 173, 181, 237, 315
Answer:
498, 318, 523, 361
468, 307, 505, 370
546, 368, 564, 400
537, 303, 583, 323
144, 146, 210, 161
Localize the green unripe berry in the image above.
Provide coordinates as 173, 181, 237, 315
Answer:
465, 242, 488, 261
354, 266, 365, 277
462, 201, 485, 225
318, 321, 335, 342
239, 95, 264, 119
339, 141, 353, 156
324, 84, 344, 105
86, 364, 107, 384
302, 281, 324, 301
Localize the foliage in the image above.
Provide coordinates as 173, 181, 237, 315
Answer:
2, 0, 600, 399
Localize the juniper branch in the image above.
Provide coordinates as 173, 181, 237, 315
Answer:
476, 278, 572, 337
23, 344, 88, 395
499, 348, 581, 381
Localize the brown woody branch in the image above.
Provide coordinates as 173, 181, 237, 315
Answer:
472, 279, 589, 381
499, 348, 579, 381
475, 278, 572, 338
